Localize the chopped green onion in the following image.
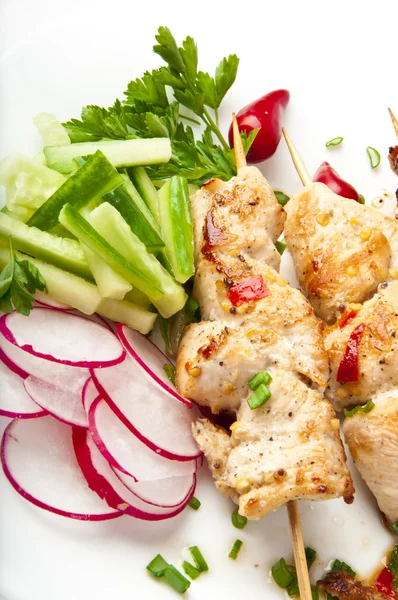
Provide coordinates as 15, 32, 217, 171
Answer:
330, 559, 356, 577
326, 137, 343, 147
247, 383, 271, 410
189, 546, 209, 572
311, 584, 319, 600
182, 561, 201, 580
271, 558, 296, 588
248, 371, 272, 391
185, 296, 201, 322
287, 580, 299, 597
366, 146, 381, 169
358, 194, 366, 205
343, 400, 374, 418
388, 546, 398, 574
163, 364, 176, 386
305, 547, 317, 569
188, 496, 201, 511
391, 521, 398, 535
159, 315, 171, 353
164, 565, 191, 594
146, 554, 169, 577
274, 191, 290, 206
229, 539, 243, 560
275, 240, 287, 255
231, 508, 248, 529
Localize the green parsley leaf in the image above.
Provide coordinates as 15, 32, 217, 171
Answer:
180, 36, 198, 85
197, 72, 217, 109
0, 238, 47, 316
124, 70, 168, 109
214, 54, 239, 107
153, 27, 186, 74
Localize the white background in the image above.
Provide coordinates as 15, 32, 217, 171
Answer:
0, 1, 397, 599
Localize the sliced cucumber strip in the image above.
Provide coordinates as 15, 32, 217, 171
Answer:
90, 202, 187, 318
0, 246, 101, 315
124, 287, 152, 310
33, 113, 71, 146
97, 298, 157, 335
0, 211, 92, 279
44, 138, 172, 175
81, 243, 132, 300
158, 176, 194, 283
59, 203, 163, 301
27, 151, 122, 231
129, 166, 161, 223
103, 174, 164, 251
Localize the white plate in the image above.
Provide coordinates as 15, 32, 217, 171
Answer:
0, 1, 397, 598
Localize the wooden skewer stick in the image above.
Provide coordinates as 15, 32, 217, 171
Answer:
282, 128, 312, 186
388, 108, 398, 137
232, 113, 247, 171
232, 114, 312, 600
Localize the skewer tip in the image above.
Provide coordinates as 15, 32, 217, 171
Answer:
282, 128, 312, 187
388, 107, 398, 137
232, 113, 247, 171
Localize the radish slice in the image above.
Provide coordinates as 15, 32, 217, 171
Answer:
73, 428, 194, 520
92, 361, 200, 461
0, 308, 125, 368
0, 335, 89, 393
24, 376, 88, 428
34, 292, 72, 310
113, 468, 196, 509
116, 324, 191, 407
89, 397, 197, 481
1, 417, 121, 521
82, 378, 99, 411
0, 351, 46, 419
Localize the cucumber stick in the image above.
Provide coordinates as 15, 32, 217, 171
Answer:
28, 151, 122, 231
0, 212, 92, 279
81, 243, 132, 300
33, 113, 71, 146
125, 287, 151, 310
0, 246, 101, 314
103, 174, 164, 251
97, 298, 157, 335
129, 166, 161, 223
59, 203, 164, 302
89, 202, 187, 318
158, 176, 194, 283
44, 138, 172, 175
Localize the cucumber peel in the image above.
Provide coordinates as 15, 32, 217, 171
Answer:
129, 166, 161, 223
27, 150, 123, 231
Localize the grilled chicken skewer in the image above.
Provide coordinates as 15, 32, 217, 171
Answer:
176, 117, 353, 597
282, 128, 398, 528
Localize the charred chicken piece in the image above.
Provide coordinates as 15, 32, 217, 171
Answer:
318, 570, 392, 600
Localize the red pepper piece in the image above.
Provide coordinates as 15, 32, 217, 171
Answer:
338, 310, 358, 329
228, 90, 290, 163
375, 567, 396, 598
228, 275, 270, 306
313, 161, 360, 202
336, 323, 365, 383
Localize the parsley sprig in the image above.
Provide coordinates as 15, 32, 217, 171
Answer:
0, 238, 47, 315
63, 27, 258, 185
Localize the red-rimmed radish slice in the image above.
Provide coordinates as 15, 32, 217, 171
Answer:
116, 324, 191, 407
0, 351, 46, 419
24, 376, 88, 428
113, 468, 196, 509
0, 335, 89, 393
0, 346, 29, 379
89, 397, 197, 481
0, 308, 125, 368
92, 361, 200, 461
73, 429, 193, 520
82, 377, 99, 411
1, 417, 121, 521
34, 292, 72, 310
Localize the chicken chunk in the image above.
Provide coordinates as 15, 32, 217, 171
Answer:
324, 281, 398, 410
194, 370, 353, 519
284, 182, 398, 323
318, 570, 391, 600
343, 389, 398, 524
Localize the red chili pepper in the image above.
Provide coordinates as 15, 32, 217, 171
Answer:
313, 162, 360, 202
336, 323, 365, 383
338, 310, 358, 329
228, 275, 270, 306
228, 90, 290, 163
375, 567, 396, 598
